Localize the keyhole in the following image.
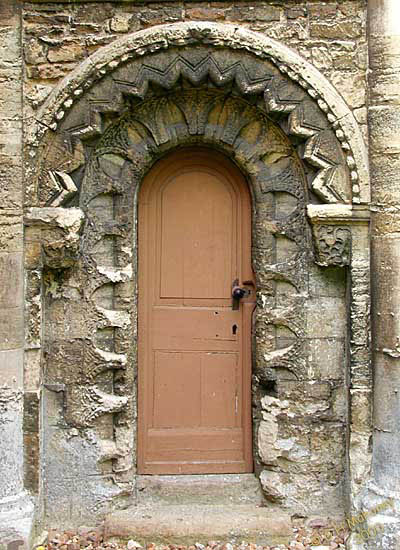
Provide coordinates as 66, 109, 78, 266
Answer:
232, 324, 238, 335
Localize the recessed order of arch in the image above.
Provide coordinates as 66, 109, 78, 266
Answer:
30, 22, 369, 209
80, 89, 311, 328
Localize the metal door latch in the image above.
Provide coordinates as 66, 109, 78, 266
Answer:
232, 279, 247, 310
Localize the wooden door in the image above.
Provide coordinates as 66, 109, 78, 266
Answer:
138, 149, 254, 474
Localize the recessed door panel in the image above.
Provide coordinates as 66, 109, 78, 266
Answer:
138, 149, 254, 474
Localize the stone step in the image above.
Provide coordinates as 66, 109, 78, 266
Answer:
136, 474, 264, 506
104, 504, 292, 545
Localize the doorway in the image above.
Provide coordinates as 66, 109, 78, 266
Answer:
138, 149, 254, 474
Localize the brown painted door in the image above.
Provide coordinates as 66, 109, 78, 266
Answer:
138, 149, 254, 474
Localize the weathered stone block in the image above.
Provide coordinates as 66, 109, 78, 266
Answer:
0, 0, 18, 22
42, 423, 123, 525
23, 391, 39, 434
258, 417, 279, 466
25, 269, 41, 349
138, 7, 183, 25
45, 299, 97, 340
349, 432, 371, 487
309, 424, 346, 472
24, 348, 41, 391
44, 471, 130, 529
311, 46, 333, 71
0, 307, 23, 350
0, 212, 23, 253
331, 384, 347, 421
331, 70, 366, 109
308, 264, 346, 298
310, 21, 362, 39
369, 105, 400, 154
26, 61, 76, 80
64, 384, 128, 428
0, 29, 21, 68
286, 6, 307, 19
24, 240, 43, 269
275, 381, 332, 420
47, 42, 86, 63
306, 338, 345, 380
44, 425, 110, 479
0, 68, 22, 112
0, 158, 22, 209
308, 3, 339, 18
186, 7, 226, 20
0, 349, 23, 388
0, 387, 24, 499
0, 252, 23, 308
227, 5, 281, 22
24, 36, 47, 64
24, 431, 39, 493
306, 297, 346, 338
43, 385, 64, 427
109, 13, 132, 32
259, 397, 312, 468
354, 106, 368, 124
350, 388, 372, 433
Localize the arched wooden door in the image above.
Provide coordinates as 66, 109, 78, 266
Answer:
138, 149, 254, 474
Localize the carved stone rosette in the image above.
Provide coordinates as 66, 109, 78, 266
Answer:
313, 225, 351, 267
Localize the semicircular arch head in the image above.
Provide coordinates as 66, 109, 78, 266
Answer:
28, 22, 369, 208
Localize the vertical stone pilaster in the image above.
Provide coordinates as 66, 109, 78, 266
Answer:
356, 0, 400, 548
307, 205, 372, 517
369, 0, 400, 488
348, 222, 372, 507
0, 0, 34, 546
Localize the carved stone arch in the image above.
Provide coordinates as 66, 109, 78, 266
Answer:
56, 88, 313, 504
26, 22, 369, 209
23, 22, 372, 527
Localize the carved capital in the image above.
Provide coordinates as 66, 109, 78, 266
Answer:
312, 225, 351, 267
307, 204, 370, 267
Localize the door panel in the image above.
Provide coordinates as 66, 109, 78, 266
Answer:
159, 170, 234, 301
138, 149, 254, 474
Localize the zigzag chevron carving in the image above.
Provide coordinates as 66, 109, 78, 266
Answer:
37, 48, 352, 206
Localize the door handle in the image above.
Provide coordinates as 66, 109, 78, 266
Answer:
232, 279, 248, 310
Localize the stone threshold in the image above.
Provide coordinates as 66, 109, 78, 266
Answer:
104, 474, 292, 545
136, 474, 264, 506
104, 504, 292, 546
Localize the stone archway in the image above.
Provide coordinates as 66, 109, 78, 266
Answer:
23, 23, 371, 528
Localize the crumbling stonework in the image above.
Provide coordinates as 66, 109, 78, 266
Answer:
19, 18, 370, 532
0, 0, 385, 548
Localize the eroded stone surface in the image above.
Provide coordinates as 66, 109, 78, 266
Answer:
30, 84, 356, 525
0, 0, 374, 540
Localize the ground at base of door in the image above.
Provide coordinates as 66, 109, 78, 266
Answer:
41, 524, 348, 550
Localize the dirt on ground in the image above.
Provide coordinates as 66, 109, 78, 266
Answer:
42, 524, 348, 550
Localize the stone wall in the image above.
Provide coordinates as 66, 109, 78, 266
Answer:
22, 17, 370, 533
0, 0, 372, 540
22, 0, 368, 142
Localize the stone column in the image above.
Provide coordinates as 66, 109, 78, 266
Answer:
0, 0, 34, 547
367, 0, 400, 545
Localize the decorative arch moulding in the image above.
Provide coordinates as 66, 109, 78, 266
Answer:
22, 22, 373, 518
30, 22, 370, 207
